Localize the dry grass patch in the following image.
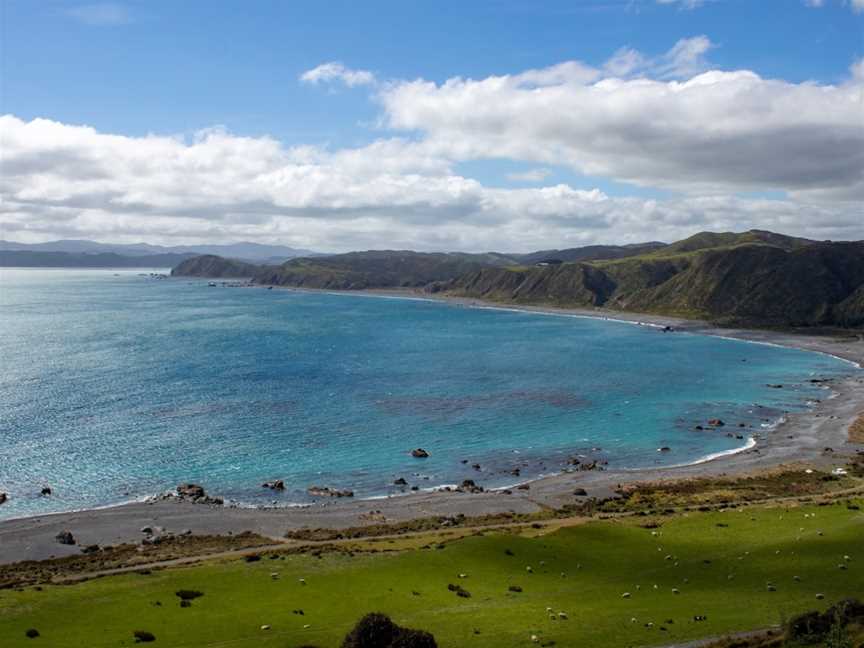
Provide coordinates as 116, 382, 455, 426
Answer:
601, 467, 856, 513
0, 531, 274, 589
850, 412, 864, 443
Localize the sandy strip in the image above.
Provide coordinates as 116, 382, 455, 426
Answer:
1, 290, 862, 565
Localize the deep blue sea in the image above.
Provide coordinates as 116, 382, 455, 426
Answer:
0, 267, 857, 520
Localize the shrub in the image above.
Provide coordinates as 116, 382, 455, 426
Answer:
25, 628, 40, 638
175, 590, 204, 601
786, 599, 864, 645
390, 629, 437, 648
341, 613, 400, 648
133, 630, 156, 642
341, 613, 437, 648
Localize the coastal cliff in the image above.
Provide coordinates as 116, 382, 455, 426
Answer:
171, 230, 864, 328
443, 234, 864, 328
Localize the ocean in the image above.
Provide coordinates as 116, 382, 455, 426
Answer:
0, 267, 856, 520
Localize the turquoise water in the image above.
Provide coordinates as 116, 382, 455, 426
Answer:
0, 268, 856, 520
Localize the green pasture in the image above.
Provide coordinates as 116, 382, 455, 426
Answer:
1, 500, 861, 647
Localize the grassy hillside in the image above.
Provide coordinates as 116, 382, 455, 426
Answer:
446, 233, 864, 327
650, 230, 814, 257
253, 251, 513, 290
516, 242, 666, 265
1, 498, 861, 647
169, 230, 864, 328
171, 255, 264, 278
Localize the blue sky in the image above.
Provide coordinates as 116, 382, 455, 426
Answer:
1, 1, 862, 250
5, 0, 862, 145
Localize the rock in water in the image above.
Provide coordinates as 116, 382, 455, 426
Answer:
0, 492, 7, 505
262, 480, 285, 490
411, 448, 430, 458
307, 485, 354, 498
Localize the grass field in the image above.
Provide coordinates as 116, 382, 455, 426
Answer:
1, 499, 862, 647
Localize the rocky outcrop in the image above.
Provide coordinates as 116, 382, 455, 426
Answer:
262, 480, 285, 490
55, 530, 75, 545
174, 483, 223, 505
411, 448, 430, 458
307, 486, 354, 498
456, 479, 484, 493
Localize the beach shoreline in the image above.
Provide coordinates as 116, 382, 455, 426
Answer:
2, 287, 862, 564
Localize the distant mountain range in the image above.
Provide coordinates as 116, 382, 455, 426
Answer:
171, 230, 864, 329
0, 251, 196, 268
0, 239, 318, 265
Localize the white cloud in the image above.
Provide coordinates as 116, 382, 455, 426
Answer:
603, 37, 713, 79
2, 114, 862, 251
3, 39, 863, 251
64, 3, 132, 26
506, 169, 553, 183
804, 0, 864, 10
300, 62, 376, 87
380, 52, 864, 200
656, 0, 705, 9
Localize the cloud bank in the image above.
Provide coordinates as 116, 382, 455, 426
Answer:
3, 40, 863, 251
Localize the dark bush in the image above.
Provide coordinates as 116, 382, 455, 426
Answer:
341, 613, 437, 648
133, 630, 156, 643
390, 629, 437, 648
786, 598, 864, 644
509, 585, 523, 592
25, 628, 40, 638
244, 554, 261, 563
179, 600, 192, 608
175, 590, 204, 600
341, 613, 400, 648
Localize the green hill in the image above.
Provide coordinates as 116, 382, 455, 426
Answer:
515, 242, 666, 265
170, 231, 864, 328
445, 234, 864, 328
171, 255, 262, 278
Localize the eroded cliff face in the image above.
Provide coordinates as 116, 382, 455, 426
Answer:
444, 241, 864, 328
